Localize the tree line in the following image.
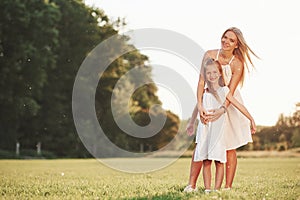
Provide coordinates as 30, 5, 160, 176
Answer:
246, 103, 300, 151
0, 0, 179, 158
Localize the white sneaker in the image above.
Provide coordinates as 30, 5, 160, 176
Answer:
204, 189, 212, 194
221, 187, 231, 191
183, 185, 198, 193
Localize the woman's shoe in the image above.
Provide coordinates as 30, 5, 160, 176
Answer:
221, 187, 231, 191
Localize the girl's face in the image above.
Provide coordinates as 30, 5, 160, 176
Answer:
205, 64, 221, 84
221, 31, 238, 51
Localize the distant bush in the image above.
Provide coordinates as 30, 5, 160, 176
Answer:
0, 150, 17, 159
20, 149, 57, 159
278, 145, 286, 151
0, 149, 57, 159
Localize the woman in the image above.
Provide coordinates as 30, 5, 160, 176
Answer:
184, 27, 259, 192
194, 58, 256, 193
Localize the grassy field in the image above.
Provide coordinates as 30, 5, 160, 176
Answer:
0, 158, 299, 200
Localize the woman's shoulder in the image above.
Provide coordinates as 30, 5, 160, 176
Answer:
231, 56, 244, 72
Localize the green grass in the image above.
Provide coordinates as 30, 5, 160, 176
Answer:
0, 158, 299, 199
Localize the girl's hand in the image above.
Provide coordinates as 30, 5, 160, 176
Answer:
186, 122, 195, 136
197, 104, 208, 124
250, 120, 256, 134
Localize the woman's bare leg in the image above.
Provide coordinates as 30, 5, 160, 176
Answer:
225, 149, 237, 188
214, 161, 224, 190
188, 148, 203, 188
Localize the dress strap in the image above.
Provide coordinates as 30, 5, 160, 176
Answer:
228, 55, 235, 64
216, 49, 220, 61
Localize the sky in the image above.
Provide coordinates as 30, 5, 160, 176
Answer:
85, 0, 300, 126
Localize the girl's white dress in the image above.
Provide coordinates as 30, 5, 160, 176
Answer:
194, 51, 253, 163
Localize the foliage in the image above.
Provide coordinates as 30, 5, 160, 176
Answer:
0, 0, 180, 157
241, 103, 300, 151
291, 128, 300, 147
0, 0, 60, 150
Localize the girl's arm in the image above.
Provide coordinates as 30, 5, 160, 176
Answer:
225, 93, 256, 134
186, 105, 198, 136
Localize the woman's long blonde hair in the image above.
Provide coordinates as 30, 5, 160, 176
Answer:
222, 27, 260, 86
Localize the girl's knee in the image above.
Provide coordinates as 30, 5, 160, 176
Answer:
203, 160, 212, 166
215, 161, 224, 167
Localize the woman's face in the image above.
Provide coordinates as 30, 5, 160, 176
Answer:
205, 64, 221, 84
221, 31, 238, 51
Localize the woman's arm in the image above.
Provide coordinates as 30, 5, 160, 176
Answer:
208, 59, 244, 121
225, 59, 244, 107
226, 93, 256, 134
197, 51, 212, 119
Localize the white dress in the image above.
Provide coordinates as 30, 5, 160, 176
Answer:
194, 50, 253, 163
194, 87, 230, 163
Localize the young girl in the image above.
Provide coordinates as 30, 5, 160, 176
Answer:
194, 58, 256, 193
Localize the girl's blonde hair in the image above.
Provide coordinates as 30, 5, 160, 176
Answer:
222, 27, 260, 86
203, 58, 225, 104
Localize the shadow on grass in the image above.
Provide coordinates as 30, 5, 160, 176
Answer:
120, 185, 210, 200
120, 192, 226, 200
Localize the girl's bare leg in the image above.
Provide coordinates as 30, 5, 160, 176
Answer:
225, 149, 237, 188
188, 148, 203, 188
203, 160, 212, 190
214, 161, 224, 190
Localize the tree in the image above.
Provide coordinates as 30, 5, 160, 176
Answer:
0, 0, 181, 157
0, 0, 60, 150
291, 128, 300, 147
291, 103, 300, 126
36, 0, 120, 157
252, 102, 300, 151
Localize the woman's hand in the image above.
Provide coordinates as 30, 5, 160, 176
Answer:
206, 108, 224, 122
250, 120, 256, 134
